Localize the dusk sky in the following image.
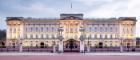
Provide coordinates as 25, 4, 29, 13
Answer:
0, 0, 140, 37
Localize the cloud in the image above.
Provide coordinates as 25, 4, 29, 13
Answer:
84, 0, 129, 17
0, 0, 140, 37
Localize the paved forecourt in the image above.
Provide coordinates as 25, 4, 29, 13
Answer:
0, 53, 140, 60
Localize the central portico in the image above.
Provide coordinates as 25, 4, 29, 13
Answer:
58, 13, 85, 52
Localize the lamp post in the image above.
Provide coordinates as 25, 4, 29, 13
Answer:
120, 38, 123, 52
79, 27, 85, 53
19, 38, 22, 52
52, 37, 56, 53
87, 36, 90, 52
58, 27, 64, 53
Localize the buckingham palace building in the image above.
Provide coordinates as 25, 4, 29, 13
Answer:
6, 13, 137, 52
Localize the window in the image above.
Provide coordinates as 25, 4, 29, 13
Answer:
52, 35, 55, 39
36, 35, 38, 39
30, 34, 33, 39
14, 28, 16, 33
52, 27, 54, 32
94, 34, 97, 39
105, 35, 107, 39
36, 27, 38, 32
100, 34, 102, 39
95, 27, 97, 32
100, 27, 102, 32
105, 27, 107, 32
30, 27, 33, 32
46, 27, 48, 31
46, 34, 48, 39
110, 34, 112, 39
41, 34, 44, 39
25, 34, 27, 39
89, 27, 92, 32
110, 27, 112, 32
26, 27, 28, 32
41, 27, 43, 31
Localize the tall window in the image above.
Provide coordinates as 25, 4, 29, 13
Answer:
41, 34, 44, 39
94, 34, 97, 39
14, 28, 16, 33
30, 34, 33, 39
36, 27, 38, 32
30, 27, 33, 32
95, 27, 97, 32
36, 35, 38, 39
89, 27, 92, 32
110, 27, 112, 32
100, 34, 102, 39
100, 27, 102, 32
110, 34, 112, 39
52, 27, 54, 32
46, 34, 48, 39
25, 34, 27, 39
105, 27, 108, 32
105, 34, 107, 39
46, 27, 48, 31
41, 27, 43, 31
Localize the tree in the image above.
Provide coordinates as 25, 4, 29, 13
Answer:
0, 29, 6, 40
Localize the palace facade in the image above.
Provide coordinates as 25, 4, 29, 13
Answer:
6, 14, 136, 52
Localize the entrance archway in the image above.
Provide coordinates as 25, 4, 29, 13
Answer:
98, 42, 103, 48
64, 39, 80, 52
40, 42, 44, 48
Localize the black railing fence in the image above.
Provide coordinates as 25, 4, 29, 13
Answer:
0, 46, 140, 52
0, 46, 57, 52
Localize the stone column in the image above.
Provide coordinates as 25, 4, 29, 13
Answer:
58, 27, 64, 53
120, 39, 123, 52
87, 45, 90, 52
19, 41, 22, 52
59, 41, 63, 53
87, 37, 90, 52
80, 41, 84, 53
53, 41, 56, 53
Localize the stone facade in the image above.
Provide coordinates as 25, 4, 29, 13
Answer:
6, 14, 137, 52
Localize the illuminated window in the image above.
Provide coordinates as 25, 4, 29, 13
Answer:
105, 34, 107, 39
30, 34, 33, 39
46, 34, 48, 39
100, 34, 102, 39
110, 34, 112, 39
94, 34, 97, 39
36, 35, 38, 39
41, 34, 44, 39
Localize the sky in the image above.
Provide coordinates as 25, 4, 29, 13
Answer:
0, 0, 140, 37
